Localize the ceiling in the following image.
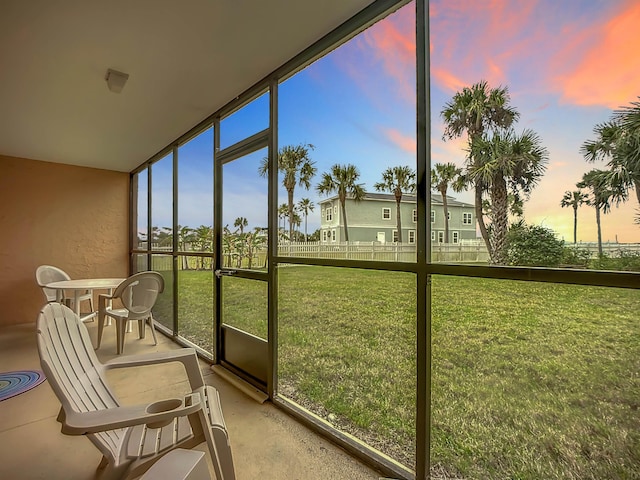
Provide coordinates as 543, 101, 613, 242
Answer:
0, 0, 375, 172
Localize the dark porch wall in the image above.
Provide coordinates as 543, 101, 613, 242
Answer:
0, 155, 129, 326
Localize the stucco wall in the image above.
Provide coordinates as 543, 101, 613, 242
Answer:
0, 155, 129, 326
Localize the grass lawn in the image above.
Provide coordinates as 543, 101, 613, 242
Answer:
154, 266, 639, 479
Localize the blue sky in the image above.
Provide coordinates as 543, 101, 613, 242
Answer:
153, 0, 640, 243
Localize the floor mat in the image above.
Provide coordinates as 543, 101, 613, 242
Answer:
0, 370, 46, 402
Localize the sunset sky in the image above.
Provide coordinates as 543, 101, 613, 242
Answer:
165, 0, 640, 243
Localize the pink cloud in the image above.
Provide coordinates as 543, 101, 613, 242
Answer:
384, 128, 416, 154
361, 4, 416, 102
557, 1, 640, 108
430, 0, 540, 93
431, 68, 467, 94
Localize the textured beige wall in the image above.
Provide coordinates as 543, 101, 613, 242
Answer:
0, 155, 129, 326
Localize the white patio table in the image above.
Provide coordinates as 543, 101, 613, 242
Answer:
45, 278, 125, 323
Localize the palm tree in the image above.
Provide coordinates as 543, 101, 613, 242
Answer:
468, 129, 548, 265
561, 190, 588, 244
193, 225, 213, 269
316, 164, 365, 242
297, 198, 314, 241
233, 217, 248, 235
430, 162, 462, 244
582, 98, 640, 209
259, 144, 316, 242
441, 80, 520, 253
373, 166, 415, 243
176, 225, 195, 269
277, 203, 289, 232
577, 169, 613, 258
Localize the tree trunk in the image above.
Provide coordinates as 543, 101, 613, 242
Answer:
395, 196, 403, 243
573, 206, 578, 244
288, 188, 294, 242
440, 188, 449, 243
490, 176, 509, 265
596, 207, 603, 258
475, 184, 492, 256
340, 194, 349, 242
634, 179, 640, 206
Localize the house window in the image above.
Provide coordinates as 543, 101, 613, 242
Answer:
431, 231, 435, 241
438, 231, 444, 243
408, 230, 416, 243
393, 230, 399, 242
452, 231, 459, 244
463, 212, 472, 225
447, 212, 451, 220
331, 229, 336, 242
431, 211, 435, 223
326, 207, 333, 222
334, 205, 338, 214
322, 230, 328, 242
382, 207, 391, 220
412, 209, 417, 223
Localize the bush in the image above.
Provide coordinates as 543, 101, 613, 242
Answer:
505, 223, 565, 267
561, 246, 591, 267
589, 250, 640, 271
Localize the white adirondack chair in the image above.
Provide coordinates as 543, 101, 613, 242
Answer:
37, 302, 236, 480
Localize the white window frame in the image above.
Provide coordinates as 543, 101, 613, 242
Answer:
326, 207, 332, 222
412, 209, 417, 223
431, 211, 435, 223
322, 230, 328, 242
392, 230, 399, 243
331, 229, 336, 242
382, 207, 391, 220
408, 230, 416, 244
431, 231, 435, 241
452, 231, 459, 244
438, 231, 444, 243
447, 211, 451, 220
463, 212, 473, 225
334, 205, 338, 214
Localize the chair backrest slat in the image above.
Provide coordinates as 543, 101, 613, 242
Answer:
37, 303, 119, 414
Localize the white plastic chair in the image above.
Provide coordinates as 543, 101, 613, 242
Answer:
37, 302, 236, 480
35, 264, 94, 313
97, 271, 163, 355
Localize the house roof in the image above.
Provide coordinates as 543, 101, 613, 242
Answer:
0, 0, 375, 172
320, 192, 474, 208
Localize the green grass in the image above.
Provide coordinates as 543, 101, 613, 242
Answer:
154, 266, 640, 479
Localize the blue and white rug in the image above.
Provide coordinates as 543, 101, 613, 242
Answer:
0, 370, 46, 402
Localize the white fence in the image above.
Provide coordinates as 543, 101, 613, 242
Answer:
569, 242, 640, 257
140, 241, 640, 270
277, 241, 490, 263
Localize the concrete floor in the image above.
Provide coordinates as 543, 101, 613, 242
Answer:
0, 319, 383, 480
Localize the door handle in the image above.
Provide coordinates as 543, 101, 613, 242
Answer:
214, 269, 237, 278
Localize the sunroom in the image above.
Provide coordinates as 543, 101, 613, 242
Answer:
1, 1, 638, 479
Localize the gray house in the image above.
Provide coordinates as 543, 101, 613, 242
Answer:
319, 192, 476, 244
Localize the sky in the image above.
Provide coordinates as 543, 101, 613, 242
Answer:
149, 0, 640, 244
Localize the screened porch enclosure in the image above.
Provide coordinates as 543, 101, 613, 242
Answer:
130, 1, 639, 479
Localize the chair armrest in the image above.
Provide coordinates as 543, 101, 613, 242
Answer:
103, 348, 205, 389
61, 392, 202, 435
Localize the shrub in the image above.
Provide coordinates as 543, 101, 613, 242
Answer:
505, 223, 565, 267
561, 247, 591, 267
589, 250, 640, 271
